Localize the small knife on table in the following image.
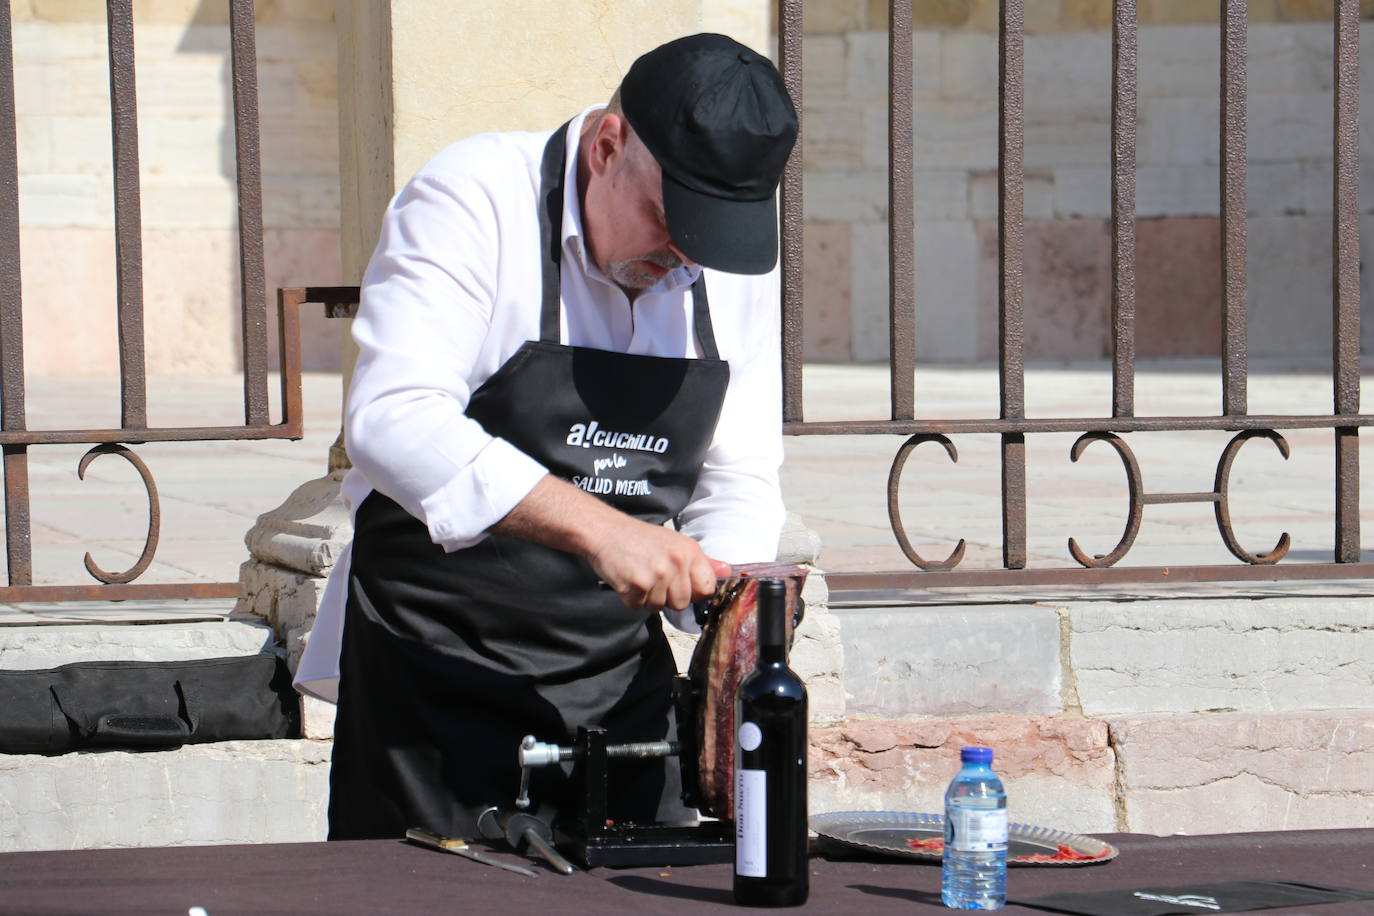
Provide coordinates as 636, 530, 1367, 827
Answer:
405, 827, 539, 877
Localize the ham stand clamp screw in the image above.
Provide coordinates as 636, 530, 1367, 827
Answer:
511, 719, 734, 869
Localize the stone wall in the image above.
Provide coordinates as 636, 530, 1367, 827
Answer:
807, 594, 1374, 835
800, 2, 1374, 361
18, 3, 1374, 373
15, 0, 343, 376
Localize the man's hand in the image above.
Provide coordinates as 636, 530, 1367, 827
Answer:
492, 475, 729, 612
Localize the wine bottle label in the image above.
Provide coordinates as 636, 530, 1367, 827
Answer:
948, 808, 1008, 852
735, 768, 767, 877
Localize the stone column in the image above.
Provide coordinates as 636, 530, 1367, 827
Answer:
237, 1, 780, 738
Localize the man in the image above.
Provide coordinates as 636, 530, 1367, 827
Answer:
296, 33, 798, 841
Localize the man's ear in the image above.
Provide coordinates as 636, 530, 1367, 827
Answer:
589, 112, 630, 177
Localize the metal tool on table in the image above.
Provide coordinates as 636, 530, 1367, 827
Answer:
509, 564, 809, 869
404, 827, 539, 877
475, 805, 577, 874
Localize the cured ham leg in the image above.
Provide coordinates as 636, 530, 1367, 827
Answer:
685, 562, 808, 819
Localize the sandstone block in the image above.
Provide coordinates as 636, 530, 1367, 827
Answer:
12, 21, 105, 59
940, 33, 998, 100
1249, 23, 1334, 95
803, 100, 866, 171
18, 174, 112, 228
809, 715, 1116, 834
14, 59, 110, 117
802, 34, 847, 102
837, 604, 1062, 718
1068, 597, 1374, 716
38, 116, 116, 176
1250, 93, 1334, 163
1050, 166, 1110, 219
1137, 96, 1219, 167
139, 177, 237, 230
913, 98, 999, 170
1024, 103, 1110, 168
1027, 33, 1112, 106
974, 167, 1055, 220
1247, 162, 1311, 217
129, 23, 229, 58
914, 219, 980, 361
806, 0, 866, 34
1140, 0, 1219, 26
1137, 25, 1218, 99
914, 169, 971, 221
1135, 216, 1223, 357
912, 0, 974, 29
1248, 214, 1333, 357
849, 220, 889, 362
804, 170, 888, 223
1062, 0, 1113, 29
1109, 710, 1374, 835
0, 739, 331, 851
1136, 165, 1223, 218
262, 174, 343, 230
846, 32, 942, 103
846, 218, 978, 362
802, 220, 854, 361
139, 116, 235, 178
255, 22, 337, 62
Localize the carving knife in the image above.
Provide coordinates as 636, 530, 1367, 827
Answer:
405, 827, 539, 877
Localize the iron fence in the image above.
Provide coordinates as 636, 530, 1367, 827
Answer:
2, 1, 1368, 601
0, 0, 304, 602
775, 0, 1373, 593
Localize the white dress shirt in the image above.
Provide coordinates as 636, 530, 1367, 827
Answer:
296, 107, 785, 702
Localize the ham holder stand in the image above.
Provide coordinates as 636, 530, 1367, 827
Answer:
506, 565, 808, 869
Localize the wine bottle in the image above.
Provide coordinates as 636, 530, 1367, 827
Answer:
733, 578, 809, 908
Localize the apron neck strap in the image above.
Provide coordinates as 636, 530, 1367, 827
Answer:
537, 121, 720, 362
537, 121, 569, 345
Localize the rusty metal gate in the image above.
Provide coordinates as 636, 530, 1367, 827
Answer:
0, 0, 305, 603
774, 0, 1372, 593
2, 1, 1368, 603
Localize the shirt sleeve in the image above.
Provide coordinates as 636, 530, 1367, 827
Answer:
346, 168, 548, 551
675, 267, 787, 565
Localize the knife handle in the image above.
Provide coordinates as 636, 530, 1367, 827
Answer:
406, 827, 456, 850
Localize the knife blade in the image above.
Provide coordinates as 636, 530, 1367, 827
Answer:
405, 827, 539, 877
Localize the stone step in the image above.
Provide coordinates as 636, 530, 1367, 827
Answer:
0, 599, 278, 671
0, 739, 330, 852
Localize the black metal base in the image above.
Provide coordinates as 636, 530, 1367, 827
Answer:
559, 820, 734, 868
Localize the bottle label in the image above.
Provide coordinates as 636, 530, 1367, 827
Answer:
948, 808, 1008, 852
735, 767, 767, 877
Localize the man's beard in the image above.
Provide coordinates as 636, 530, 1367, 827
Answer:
608, 250, 684, 290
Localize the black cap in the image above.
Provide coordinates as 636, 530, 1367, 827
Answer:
619, 33, 798, 275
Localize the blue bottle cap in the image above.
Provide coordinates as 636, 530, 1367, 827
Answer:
960, 746, 993, 763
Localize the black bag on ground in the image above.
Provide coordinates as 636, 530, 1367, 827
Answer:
0, 653, 300, 754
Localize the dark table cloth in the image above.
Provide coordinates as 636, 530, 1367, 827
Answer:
1, 828, 1370, 914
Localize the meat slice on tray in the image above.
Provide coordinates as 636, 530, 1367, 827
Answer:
684, 562, 808, 820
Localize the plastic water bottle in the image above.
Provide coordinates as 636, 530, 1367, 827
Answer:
941, 746, 1007, 910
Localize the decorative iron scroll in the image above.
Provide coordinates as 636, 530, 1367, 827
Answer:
1066, 430, 1291, 569
77, 444, 161, 585
883, 429, 1297, 575
886, 434, 965, 570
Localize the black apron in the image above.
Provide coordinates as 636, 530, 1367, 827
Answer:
328, 123, 731, 841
